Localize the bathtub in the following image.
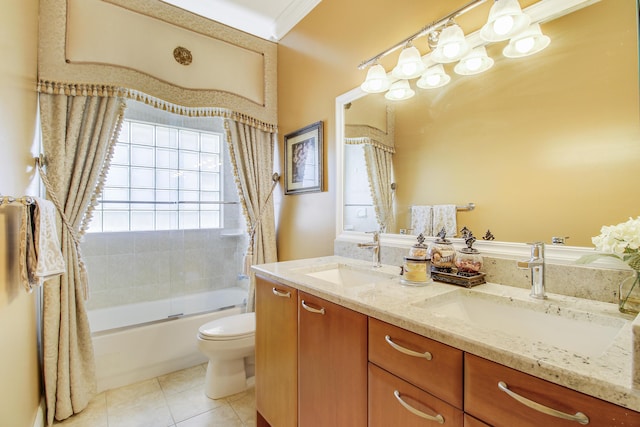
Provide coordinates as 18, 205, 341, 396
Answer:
90, 287, 248, 392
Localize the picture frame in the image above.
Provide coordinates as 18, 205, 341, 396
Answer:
284, 121, 323, 195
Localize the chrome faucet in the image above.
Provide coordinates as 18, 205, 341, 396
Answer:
517, 242, 546, 299
358, 231, 381, 268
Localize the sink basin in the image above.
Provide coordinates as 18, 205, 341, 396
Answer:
415, 289, 626, 358
294, 263, 397, 286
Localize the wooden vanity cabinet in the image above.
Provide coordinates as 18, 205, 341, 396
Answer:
255, 275, 298, 427
298, 291, 368, 426
369, 318, 463, 409
465, 353, 640, 427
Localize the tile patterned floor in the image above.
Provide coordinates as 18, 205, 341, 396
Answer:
53, 364, 256, 427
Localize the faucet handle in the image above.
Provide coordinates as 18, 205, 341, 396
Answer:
525, 241, 545, 258
366, 230, 380, 241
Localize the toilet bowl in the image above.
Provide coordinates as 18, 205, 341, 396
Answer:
197, 311, 255, 399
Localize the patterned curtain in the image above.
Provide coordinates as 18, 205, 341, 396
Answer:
363, 143, 395, 233
225, 119, 278, 311
38, 82, 126, 425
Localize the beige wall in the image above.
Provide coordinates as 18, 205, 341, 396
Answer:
0, 0, 42, 426
278, 0, 640, 254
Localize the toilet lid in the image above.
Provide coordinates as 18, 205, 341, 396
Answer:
198, 312, 255, 340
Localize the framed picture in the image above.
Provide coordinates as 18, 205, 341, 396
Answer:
284, 121, 323, 195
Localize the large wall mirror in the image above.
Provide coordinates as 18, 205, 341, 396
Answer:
337, 0, 640, 251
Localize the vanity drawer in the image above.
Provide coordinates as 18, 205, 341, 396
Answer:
464, 353, 640, 427
369, 363, 463, 427
368, 318, 463, 408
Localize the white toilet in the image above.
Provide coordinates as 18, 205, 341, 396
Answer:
197, 311, 256, 399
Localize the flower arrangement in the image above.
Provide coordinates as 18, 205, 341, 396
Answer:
577, 216, 640, 314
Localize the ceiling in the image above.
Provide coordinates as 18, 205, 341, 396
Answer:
161, 0, 321, 41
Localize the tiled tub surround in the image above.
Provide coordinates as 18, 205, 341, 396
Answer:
252, 255, 640, 412
82, 229, 248, 313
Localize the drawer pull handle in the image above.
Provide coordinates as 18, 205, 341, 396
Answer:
498, 381, 589, 425
301, 300, 325, 315
385, 335, 433, 360
393, 390, 444, 424
272, 288, 291, 298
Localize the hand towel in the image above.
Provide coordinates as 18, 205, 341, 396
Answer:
432, 204, 457, 238
30, 197, 66, 286
411, 205, 433, 236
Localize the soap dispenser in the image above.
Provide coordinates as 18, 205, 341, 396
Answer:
455, 231, 483, 276
427, 227, 456, 273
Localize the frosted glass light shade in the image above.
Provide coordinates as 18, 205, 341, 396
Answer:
361, 64, 391, 93
416, 64, 451, 89
454, 46, 494, 75
480, 0, 530, 42
503, 24, 550, 58
392, 45, 426, 79
431, 24, 470, 63
385, 80, 415, 101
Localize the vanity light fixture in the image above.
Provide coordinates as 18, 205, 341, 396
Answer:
431, 23, 471, 63
385, 80, 415, 101
392, 44, 427, 80
361, 63, 391, 93
503, 23, 551, 58
454, 46, 494, 75
480, 0, 531, 42
416, 64, 451, 89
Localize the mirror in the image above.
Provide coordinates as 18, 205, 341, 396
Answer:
339, 0, 640, 247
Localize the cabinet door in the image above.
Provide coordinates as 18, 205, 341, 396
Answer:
369, 363, 463, 427
298, 292, 368, 427
369, 317, 463, 408
463, 414, 490, 427
465, 353, 640, 427
255, 275, 298, 427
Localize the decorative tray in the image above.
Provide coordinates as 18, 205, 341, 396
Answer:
430, 271, 486, 288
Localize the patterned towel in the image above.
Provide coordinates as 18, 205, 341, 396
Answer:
411, 205, 433, 236
21, 197, 66, 291
432, 204, 457, 238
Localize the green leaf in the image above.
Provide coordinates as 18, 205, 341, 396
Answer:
627, 253, 640, 271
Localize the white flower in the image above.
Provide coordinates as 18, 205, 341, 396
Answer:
592, 216, 640, 254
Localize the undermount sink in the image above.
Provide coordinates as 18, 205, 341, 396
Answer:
294, 263, 397, 286
414, 289, 626, 358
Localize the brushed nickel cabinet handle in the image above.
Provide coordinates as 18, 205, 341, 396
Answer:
301, 300, 325, 315
393, 390, 444, 424
498, 381, 589, 425
385, 335, 433, 360
272, 287, 291, 298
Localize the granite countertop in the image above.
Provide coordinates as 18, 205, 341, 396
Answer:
252, 255, 640, 411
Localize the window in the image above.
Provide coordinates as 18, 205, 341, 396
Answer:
88, 119, 224, 232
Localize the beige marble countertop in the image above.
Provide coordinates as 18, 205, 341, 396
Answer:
252, 255, 640, 411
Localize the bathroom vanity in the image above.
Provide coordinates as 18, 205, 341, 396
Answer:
253, 256, 640, 427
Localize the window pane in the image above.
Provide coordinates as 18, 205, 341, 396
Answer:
131, 145, 154, 167
179, 130, 199, 150
156, 169, 178, 190
180, 190, 199, 202
200, 191, 220, 202
102, 187, 129, 201
156, 190, 178, 203
180, 151, 199, 170
200, 153, 219, 172
86, 211, 102, 233
180, 171, 199, 191
200, 211, 219, 228
111, 143, 130, 165
105, 165, 129, 187
179, 211, 199, 229
131, 188, 154, 202
131, 123, 154, 145
156, 126, 178, 148
103, 211, 129, 231
131, 167, 154, 188
200, 172, 219, 191
156, 148, 178, 169
131, 211, 155, 231
201, 133, 220, 153
118, 122, 130, 143
156, 211, 178, 230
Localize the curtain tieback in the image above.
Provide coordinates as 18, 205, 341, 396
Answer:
36, 157, 89, 298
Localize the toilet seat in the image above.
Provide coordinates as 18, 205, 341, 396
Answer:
198, 312, 255, 341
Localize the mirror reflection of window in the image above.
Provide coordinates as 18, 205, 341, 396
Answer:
343, 144, 377, 232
